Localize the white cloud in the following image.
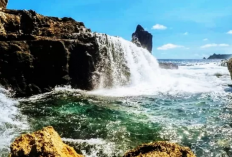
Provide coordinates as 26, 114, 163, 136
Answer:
157, 44, 184, 50
227, 30, 232, 34
152, 24, 167, 30
183, 32, 188, 35
201, 43, 229, 48
203, 38, 208, 41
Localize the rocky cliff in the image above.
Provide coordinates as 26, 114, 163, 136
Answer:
132, 25, 153, 53
0, 7, 100, 97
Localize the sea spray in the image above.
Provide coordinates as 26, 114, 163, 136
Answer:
92, 34, 225, 96
0, 87, 28, 156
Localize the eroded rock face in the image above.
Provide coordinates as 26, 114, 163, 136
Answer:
123, 141, 196, 157
132, 25, 152, 53
10, 126, 83, 157
0, 0, 8, 9
0, 9, 99, 97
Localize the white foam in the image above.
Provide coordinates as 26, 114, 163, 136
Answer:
63, 138, 120, 157
0, 87, 28, 155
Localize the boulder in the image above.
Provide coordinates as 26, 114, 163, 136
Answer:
123, 141, 196, 157
0, 0, 8, 9
0, 9, 99, 97
10, 126, 83, 157
227, 58, 232, 80
132, 25, 153, 53
159, 63, 178, 69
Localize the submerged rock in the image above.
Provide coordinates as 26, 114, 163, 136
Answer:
159, 63, 179, 69
132, 25, 153, 53
0, 8, 99, 97
123, 141, 196, 157
221, 59, 228, 67
10, 126, 83, 157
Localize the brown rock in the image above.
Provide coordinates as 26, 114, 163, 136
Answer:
123, 141, 196, 157
10, 126, 83, 157
0, 9, 99, 97
227, 58, 232, 80
0, 0, 8, 9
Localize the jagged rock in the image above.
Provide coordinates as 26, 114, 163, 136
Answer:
123, 141, 196, 157
159, 63, 178, 69
0, 0, 8, 9
0, 9, 99, 97
9, 126, 83, 157
132, 25, 152, 53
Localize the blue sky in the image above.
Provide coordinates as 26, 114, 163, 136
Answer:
8, 0, 232, 59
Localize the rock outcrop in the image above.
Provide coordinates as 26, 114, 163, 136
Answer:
0, 0, 8, 9
10, 126, 83, 157
132, 25, 153, 53
123, 141, 196, 157
227, 58, 232, 80
0, 9, 100, 97
159, 63, 179, 69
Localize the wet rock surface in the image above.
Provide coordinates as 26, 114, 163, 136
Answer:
0, 0, 8, 9
227, 58, 232, 80
123, 141, 196, 157
10, 126, 83, 157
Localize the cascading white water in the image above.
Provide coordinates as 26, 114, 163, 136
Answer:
0, 87, 28, 156
94, 33, 161, 88
91, 33, 226, 96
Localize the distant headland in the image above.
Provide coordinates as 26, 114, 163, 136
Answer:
204, 53, 232, 59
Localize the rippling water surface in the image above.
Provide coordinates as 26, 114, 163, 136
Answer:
0, 34, 232, 157
0, 59, 230, 157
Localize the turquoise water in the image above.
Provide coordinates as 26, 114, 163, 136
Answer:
14, 60, 232, 157
1, 59, 232, 157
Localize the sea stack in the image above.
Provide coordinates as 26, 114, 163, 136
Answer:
132, 25, 153, 53
0, 0, 8, 9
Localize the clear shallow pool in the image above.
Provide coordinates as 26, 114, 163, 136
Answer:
0, 60, 228, 157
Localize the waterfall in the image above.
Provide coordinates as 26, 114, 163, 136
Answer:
93, 33, 161, 90
91, 33, 218, 96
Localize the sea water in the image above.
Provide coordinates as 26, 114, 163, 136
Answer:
1, 34, 232, 157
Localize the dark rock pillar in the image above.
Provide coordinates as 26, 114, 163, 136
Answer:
132, 25, 153, 53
